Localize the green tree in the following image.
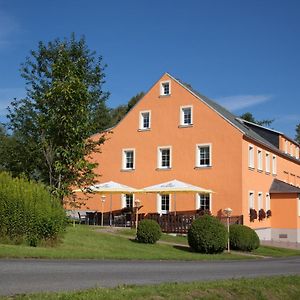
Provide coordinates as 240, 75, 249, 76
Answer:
240, 112, 274, 127
7, 34, 109, 202
295, 123, 300, 144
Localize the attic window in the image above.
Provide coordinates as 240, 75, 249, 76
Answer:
160, 81, 171, 96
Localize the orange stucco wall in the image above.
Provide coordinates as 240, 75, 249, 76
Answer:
78, 74, 244, 216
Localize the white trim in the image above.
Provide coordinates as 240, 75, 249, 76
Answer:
121, 193, 135, 208
195, 143, 212, 167
285, 139, 288, 154
296, 147, 299, 159
139, 110, 151, 130
265, 193, 270, 211
249, 190, 255, 209
257, 148, 263, 171
272, 155, 277, 175
160, 80, 171, 96
265, 152, 270, 173
157, 146, 172, 169
122, 148, 136, 170
248, 144, 255, 169
258, 192, 263, 210
180, 105, 193, 126
157, 193, 171, 215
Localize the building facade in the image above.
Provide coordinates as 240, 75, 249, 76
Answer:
78, 73, 300, 242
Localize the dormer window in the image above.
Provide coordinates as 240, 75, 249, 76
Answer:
160, 81, 171, 96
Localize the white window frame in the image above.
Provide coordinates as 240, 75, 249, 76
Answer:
196, 193, 212, 212
265, 152, 270, 173
157, 146, 172, 169
258, 192, 263, 211
139, 110, 151, 130
285, 140, 288, 153
296, 147, 299, 159
122, 148, 135, 170
257, 148, 263, 171
249, 191, 255, 210
157, 194, 171, 215
121, 194, 135, 208
248, 144, 254, 169
290, 143, 293, 156
272, 155, 277, 175
265, 193, 270, 211
180, 105, 193, 126
196, 143, 212, 168
160, 80, 171, 96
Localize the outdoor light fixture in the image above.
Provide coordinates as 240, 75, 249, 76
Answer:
134, 199, 141, 234
223, 207, 232, 253
101, 195, 106, 227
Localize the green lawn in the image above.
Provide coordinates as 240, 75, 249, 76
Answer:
0, 225, 299, 260
2, 275, 300, 300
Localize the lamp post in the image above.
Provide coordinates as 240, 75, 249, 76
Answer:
223, 207, 232, 253
101, 195, 106, 227
134, 199, 141, 234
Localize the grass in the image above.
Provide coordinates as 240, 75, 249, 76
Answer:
2, 275, 300, 299
0, 225, 246, 260
0, 225, 299, 260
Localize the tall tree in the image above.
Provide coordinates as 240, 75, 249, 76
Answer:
295, 123, 300, 144
240, 112, 274, 127
7, 34, 109, 202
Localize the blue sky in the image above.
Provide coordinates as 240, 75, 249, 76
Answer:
0, 0, 299, 138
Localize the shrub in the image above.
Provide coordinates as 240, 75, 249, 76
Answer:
136, 219, 162, 244
187, 215, 227, 254
0, 172, 66, 246
229, 224, 260, 251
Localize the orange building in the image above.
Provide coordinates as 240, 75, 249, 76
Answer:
78, 73, 300, 243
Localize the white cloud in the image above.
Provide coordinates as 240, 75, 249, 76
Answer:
275, 114, 300, 123
0, 11, 19, 48
216, 94, 273, 111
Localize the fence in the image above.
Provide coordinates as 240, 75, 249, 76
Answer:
132, 213, 243, 234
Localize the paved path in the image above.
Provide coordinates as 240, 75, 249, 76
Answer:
0, 257, 300, 296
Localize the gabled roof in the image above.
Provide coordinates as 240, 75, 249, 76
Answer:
270, 178, 300, 194
167, 73, 299, 164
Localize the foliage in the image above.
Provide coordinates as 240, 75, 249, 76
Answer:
249, 208, 257, 222
229, 224, 260, 251
7, 34, 109, 202
0, 172, 66, 246
240, 112, 274, 127
258, 208, 266, 221
187, 215, 227, 254
136, 219, 162, 244
295, 123, 300, 144
197, 208, 211, 216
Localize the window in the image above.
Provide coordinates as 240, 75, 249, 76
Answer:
157, 194, 170, 214
296, 147, 299, 159
285, 140, 288, 153
248, 145, 254, 169
272, 155, 277, 175
157, 146, 172, 169
197, 194, 211, 211
265, 193, 270, 211
122, 149, 135, 170
290, 143, 293, 156
196, 144, 212, 167
180, 106, 192, 126
265, 152, 270, 173
257, 149, 263, 171
160, 81, 171, 96
258, 192, 263, 210
139, 111, 151, 130
122, 194, 133, 208
249, 191, 255, 209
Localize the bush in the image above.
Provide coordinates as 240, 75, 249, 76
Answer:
0, 172, 66, 246
136, 219, 162, 244
229, 224, 260, 251
188, 215, 227, 254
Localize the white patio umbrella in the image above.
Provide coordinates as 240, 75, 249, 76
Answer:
142, 179, 213, 215
73, 181, 139, 225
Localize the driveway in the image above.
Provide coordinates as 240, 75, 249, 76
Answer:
1, 257, 300, 296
